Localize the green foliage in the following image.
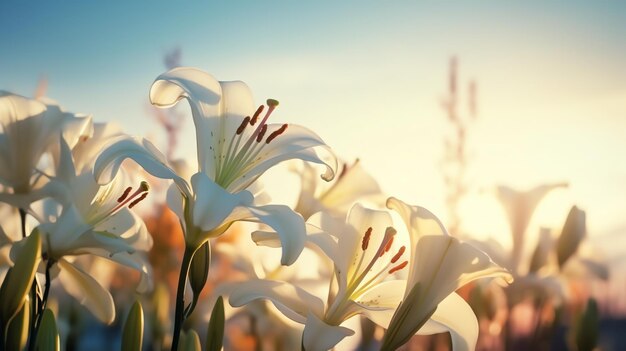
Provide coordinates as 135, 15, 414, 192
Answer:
5, 299, 29, 350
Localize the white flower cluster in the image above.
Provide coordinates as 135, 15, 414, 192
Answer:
0, 68, 512, 351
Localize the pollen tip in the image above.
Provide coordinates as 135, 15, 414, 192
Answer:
139, 181, 150, 192
388, 260, 408, 274
128, 192, 148, 209
391, 245, 406, 264
266, 98, 279, 107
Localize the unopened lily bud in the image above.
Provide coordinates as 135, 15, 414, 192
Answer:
122, 300, 144, 351
35, 309, 60, 351
0, 228, 41, 324
557, 206, 586, 268
181, 329, 201, 351
206, 296, 225, 351
187, 242, 210, 317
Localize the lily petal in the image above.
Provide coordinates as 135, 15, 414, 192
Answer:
318, 160, 382, 215
190, 172, 253, 236
237, 204, 306, 266
150, 68, 255, 178
411, 235, 513, 314
417, 293, 479, 351
228, 279, 325, 324
251, 223, 338, 265
94, 137, 189, 196
57, 258, 115, 324
302, 312, 355, 351
353, 280, 406, 328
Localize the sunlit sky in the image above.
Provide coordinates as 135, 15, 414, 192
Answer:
2, 1, 626, 263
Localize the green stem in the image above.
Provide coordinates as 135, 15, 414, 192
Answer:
171, 246, 195, 351
19, 208, 27, 239
28, 260, 53, 351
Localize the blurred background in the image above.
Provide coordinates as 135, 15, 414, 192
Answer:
2, 1, 625, 350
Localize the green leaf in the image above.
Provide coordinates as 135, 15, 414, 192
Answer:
0, 229, 41, 325
186, 241, 210, 318
5, 298, 29, 350
181, 329, 201, 351
206, 296, 225, 351
121, 300, 144, 351
35, 309, 60, 351
557, 206, 586, 268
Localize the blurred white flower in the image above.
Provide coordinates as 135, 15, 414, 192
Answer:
0, 92, 91, 209
293, 159, 383, 220
495, 183, 567, 273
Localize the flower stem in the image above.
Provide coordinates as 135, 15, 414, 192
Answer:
28, 260, 53, 351
171, 245, 195, 351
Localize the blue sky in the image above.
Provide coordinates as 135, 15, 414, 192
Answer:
2, 1, 626, 261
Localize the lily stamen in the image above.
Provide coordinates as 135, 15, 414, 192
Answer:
350, 230, 407, 298
266, 123, 288, 144
361, 227, 372, 251
250, 104, 264, 126
348, 227, 396, 292
391, 246, 406, 264
236, 116, 251, 135
256, 124, 268, 142
128, 192, 149, 209
93, 181, 150, 225
380, 235, 395, 257
388, 260, 408, 274
117, 186, 132, 203
248, 99, 278, 143
217, 99, 281, 187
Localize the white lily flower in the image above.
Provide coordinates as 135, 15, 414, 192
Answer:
0, 92, 92, 209
382, 197, 513, 351
230, 200, 512, 351
11, 136, 153, 324
95, 67, 336, 264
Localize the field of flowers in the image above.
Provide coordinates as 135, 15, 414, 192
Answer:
2, 3, 624, 351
